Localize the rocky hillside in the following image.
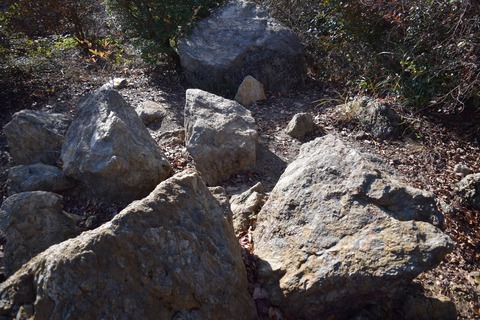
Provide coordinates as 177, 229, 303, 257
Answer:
0, 1, 479, 319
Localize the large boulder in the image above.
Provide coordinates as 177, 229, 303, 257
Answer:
61, 89, 172, 203
0, 170, 256, 320
8, 163, 76, 193
254, 134, 453, 319
178, 0, 306, 97
184, 89, 258, 186
3, 110, 71, 165
0, 192, 79, 277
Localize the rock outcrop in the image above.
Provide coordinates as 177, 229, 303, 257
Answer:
7, 163, 76, 193
0, 170, 256, 319
254, 134, 453, 319
3, 110, 71, 165
0, 191, 79, 277
184, 89, 258, 186
178, 0, 306, 97
61, 89, 171, 203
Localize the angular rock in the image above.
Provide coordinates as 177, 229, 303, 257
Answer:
0, 170, 256, 320
285, 112, 315, 139
234, 76, 267, 106
457, 173, 480, 209
178, 0, 306, 97
61, 89, 172, 203
255, 134, 453, 319
3, 110, 72, 165
0, 192, 79, 277
8, 163, 76, 193
230, 182, 265, 234
342, 96, 399, 140
136, 100, 168, 126
184, 89, 258, 186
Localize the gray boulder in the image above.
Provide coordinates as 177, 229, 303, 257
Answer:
457, 173, 480, 209
254, 134, 453, 319
0, 170, 256, 320
8, 163, 76, 193
185, 89, 258, 186
0, 192, 79, 277
235, 75, 267, 106
178, 0, 306, 97
61, 89, 172, 203
342, 96, 399, 140
3, 110, 71, 165
230, 182, 265, 234
285, 112, 315, 139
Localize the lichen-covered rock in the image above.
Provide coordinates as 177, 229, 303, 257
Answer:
8, 163, 76, 193
3, 110, 71, 165
178, 0, 306, 97
184, 89, 258, 186
61, 89, 171, 203
0, 191, 79, 277
255, 134, 453, 319
0, 170, 256, 320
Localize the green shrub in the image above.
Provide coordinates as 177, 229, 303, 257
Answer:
104, 0, 226, 63
256, 0, 480, 113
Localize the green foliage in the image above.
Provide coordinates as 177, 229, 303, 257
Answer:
104, 0, 226, 63
256, 0, 480, 113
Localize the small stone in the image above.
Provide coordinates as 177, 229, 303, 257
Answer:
454, 164, 473, 177
285, 112, 315, 139
457, 173, 480, 209
136, 100, 168, 126
234, 76, 267, 106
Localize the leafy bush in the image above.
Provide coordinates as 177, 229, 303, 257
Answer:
104, 0, 225, 63
256, 0, 480, 113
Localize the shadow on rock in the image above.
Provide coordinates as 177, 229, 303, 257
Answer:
254, 256, 457, 320
254, 143, 287, 192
